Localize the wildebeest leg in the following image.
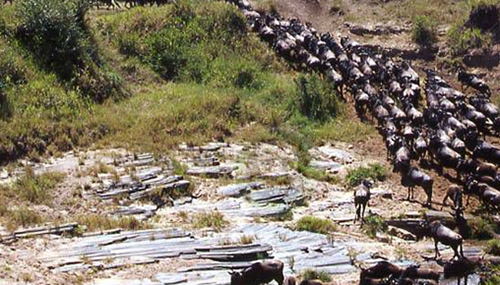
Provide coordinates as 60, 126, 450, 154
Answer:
452, 245, 459, 259
355, 204, 360, 222
361, 202, 367, 221
434, 239, 440, 259
275, 272, 284, 285
407, 187, 411, 201
460, 243, 464, 257
441, 193, 449, 210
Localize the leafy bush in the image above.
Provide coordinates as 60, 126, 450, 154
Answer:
301, 269, 332, 283
296, 73, 340, 122
469, 216, 496, 240
487, 239, 500, 256
296, 216, 337, 234
16, 0, 122, 101
346, 163, 387, 187
448, 25, 493, 56
412, 15, 438, 47
363, 215, 387, 238
16, 0, 91, 80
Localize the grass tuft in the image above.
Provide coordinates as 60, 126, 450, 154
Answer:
301, 268, 332, 283
295, 216, 336, 234
193, 211, 229, 232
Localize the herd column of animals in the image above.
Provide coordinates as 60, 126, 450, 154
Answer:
226, 0, 499, 284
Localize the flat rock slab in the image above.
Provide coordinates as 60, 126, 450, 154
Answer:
309, 160, 343, 172
91, 279, 161, 285
186, 166, 238, 178
316, 146, 354, 164
248, 186, 304, 204
217, 182, 264, 197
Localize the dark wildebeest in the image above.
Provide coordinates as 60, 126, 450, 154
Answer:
393, 146, 411, 174
399, 264, 440, 282
229, 260, 284, 285
424, 220, 464, 259
458, 70, 491, 97
441, 184, 463, 210
359, 261, 403, 280
401, 166, 433, 208
443, 256, 483, 285
354, 179, 373, 222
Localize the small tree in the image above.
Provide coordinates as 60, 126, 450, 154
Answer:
412, 15, 438, 47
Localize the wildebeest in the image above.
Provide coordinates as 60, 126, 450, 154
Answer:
359, 261, 404, 280
229, 260, 284, 285
399, 264, 439, 282
354, 180, 373, 222
401, 166, 433, 208
443, 256, 482, 285
424, 220, 464, 259
458, 70, 491, 97
441, 184, 463, 210
393, 145, 411, 173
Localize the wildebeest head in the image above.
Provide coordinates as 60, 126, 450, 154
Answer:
362, 179, 373, 189
228, 270, 243, 285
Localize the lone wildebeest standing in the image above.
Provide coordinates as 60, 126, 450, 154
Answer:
424, 220, 464, 259
401, 166, 433, 208
441, 184, 463, 210
229, 260, 284, 285
354, 179, 373, 222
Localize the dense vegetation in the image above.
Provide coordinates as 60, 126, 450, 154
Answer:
0, 0, 374, 166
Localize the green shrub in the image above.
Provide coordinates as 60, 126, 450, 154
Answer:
487, 239, 500, 256
295, 73, 340, 122
346, 163, 387, 187
16, 0, 91, 80
296, 216, 337, 234
469, 217, 496, 240
412, 15, 438, 47
16, 0, 122, 101
448, 25, 493, 56
193, 211, 228, 232
363, 215, 387, 238
301, 269, 332, 282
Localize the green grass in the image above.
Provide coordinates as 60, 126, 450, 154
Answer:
301, 268, 332, 283
0, 0, 372, 167
346, 163, 387, 187
362, 215, 387, 238
76, 214, 151, 232
487, 239, 500, 256
295, 216, 337, 234
469, 216, 497, 240
193, 211, 229, 232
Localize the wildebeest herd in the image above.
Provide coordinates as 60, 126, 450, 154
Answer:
226, 0, 498, 284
